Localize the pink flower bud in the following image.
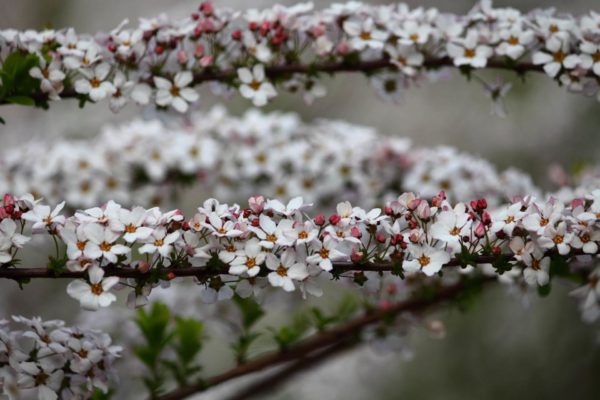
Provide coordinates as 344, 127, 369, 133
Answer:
199, 1, 213, 16
474, 222, 485, 238
571, 198, 585, 209
351, 226, 362, 239
177, 50, 188, 65
137, 260, 151, 273
314, 213, 325, 226
200, 55, 213, 67
379, 300, 392, 310
409, 229, 421, 243
231, 30, 242, 40
416, 202, 431, 219
329, 214, 341, 225
248, 195, 265, 213
336, 40, 350, 55
386, 283, 397, 295
376, 233, 387, 243
350, 249, 363, 263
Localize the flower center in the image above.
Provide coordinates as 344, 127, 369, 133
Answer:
276, 265, 287, 277
549, 24, 559, 33
90, 78, 101, 88
409, 33, 419, 42
266, 233, 277, 242
531, 258, 541, 270
154, 239, 164, 247
246, 258, 256, 268
360, 31, 372, 40
552, 50, 565, 63
99, 241, 112, 252
505, 216, 514, 224
418, 255, 430, 266
450, 227, 460, 236
553, 235, 564, 244
298, 231, 308, 239
77, 240, 87, 251
463, 48, 476, 58
170, 86, 180, 97
249, 80, 261, 91
539, 217, 549, 227
78, 349, 89, 358
125, 224, 137, 233
593, 51, 600, 63
34, 372, 49, 386
90, 283, 103, 295
581, 233, 590, 243
319, 248, 330, 259
507, 36, 519, 45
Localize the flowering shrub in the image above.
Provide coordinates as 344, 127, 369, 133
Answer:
1, 0, 600, 117
2, 1, 600, 399
0, 317, 121, 399
0, 107, 538, 209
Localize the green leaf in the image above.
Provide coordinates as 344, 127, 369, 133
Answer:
233, 295, 265, 330
6, 96, 35, 106
173, 317, 204, 368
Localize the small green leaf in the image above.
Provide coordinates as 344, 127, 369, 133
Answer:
6, 96, 35, 106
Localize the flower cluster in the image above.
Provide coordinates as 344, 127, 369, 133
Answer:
1, 1, 600, 112
0, 316, 121, 400
1, 188, 599, 322
0, 107, 537, 210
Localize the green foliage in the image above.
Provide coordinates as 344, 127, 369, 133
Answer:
310, 294, 359, 332
232, 295, 265, 363
0, 52, 44, 113
133, 303, 206, 397
270, 313, 311, 351
90, 389, 114, 400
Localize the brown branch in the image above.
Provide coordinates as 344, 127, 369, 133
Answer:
1, 57, 583, 106
156, 276, 494, 400
0, 254, 507, 280
224, 339, 358, 400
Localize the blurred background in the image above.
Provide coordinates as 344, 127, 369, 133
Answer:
1, 0, 600, 399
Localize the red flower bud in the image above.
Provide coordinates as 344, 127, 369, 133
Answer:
329, 214, 341, 225
231, 30, 242, 40
314, 213, 325, 226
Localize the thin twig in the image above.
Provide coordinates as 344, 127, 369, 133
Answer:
0, 57, 583, 106
155, 276, 494, 400
0, 254, 507, 280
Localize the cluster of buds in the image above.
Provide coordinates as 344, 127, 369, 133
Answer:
0, 107, 538, 210
0, 316, 121, 399
0, 188, 598, 324
1, 1, 600, 112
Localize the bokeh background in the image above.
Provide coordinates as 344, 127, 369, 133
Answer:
1, 1, 600, 399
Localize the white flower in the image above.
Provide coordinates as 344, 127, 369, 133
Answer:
229, 239, 266, 277
29, 60, 65, 100
570, 267, 600, 323
138, 227, 180, 257
0, 218, 29, 263
108, 71, 134, 112
110, 206, 153, 243
74, 63, 116, 101
343, 18, 388, 50
17, 359, 64, 400
491, 202, 525, 236
237, 64, 277, 106
579, 41, 600, 76
404, 244, 450, 276
154, 71, 199, 112
83, 223, 130, 263
22, 201, 66, 232
385, 44, 424, 76
496, 27, 535, 60
532, 37, 580, 78
265, 196, 309, 217
447, 31, 493, 68
60, 221, 101, 261
306, 237, 346, 271
522, 244, 550, 286
66, 265, 119, 310
266, 250, 308, 292
248, 214, 291, 249
538, 221, 573, 255
430, 203, 470, 252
